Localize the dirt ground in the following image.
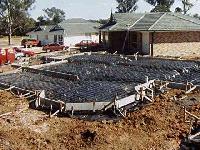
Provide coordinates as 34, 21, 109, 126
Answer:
0, 65, 17, 73
0, 89, 199, 150
0, 37, 22, 48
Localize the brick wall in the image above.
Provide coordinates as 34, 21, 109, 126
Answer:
152, 31, 200, 57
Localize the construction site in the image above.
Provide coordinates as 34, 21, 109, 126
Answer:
0, 52, 199, 149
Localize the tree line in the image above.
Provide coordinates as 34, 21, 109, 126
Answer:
116, 0, 196, 14
0, 0, 199, 45
0, 0, 66, 45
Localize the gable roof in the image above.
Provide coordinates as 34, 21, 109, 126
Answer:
59, 18, 100, 36
109, 13, 144, 31
27, 25, 63, 35
101, 12, 200, 32
28, 18, 100, 36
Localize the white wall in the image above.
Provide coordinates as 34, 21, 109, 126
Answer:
29, 33, 62, 46
91, 34, 99, 43
29, 33, 99, 46
141, 32, 150, 54
29, 33, 53, 45
64, 34, 99, 46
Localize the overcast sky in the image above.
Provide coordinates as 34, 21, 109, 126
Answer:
29, 0, 200, 20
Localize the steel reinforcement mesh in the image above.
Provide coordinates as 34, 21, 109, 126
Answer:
0, 72, 137, 102
0, 54, 200, 103
45, 54, 200, 84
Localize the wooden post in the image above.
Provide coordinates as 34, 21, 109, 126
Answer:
17, 90, 20, 96
150, 32, 154, 57
65, 103, 67, 112
188, 120, 193, 135
124, 109, 127, 117
184, 106, 200, 123
145, 76, 149, 83
151, 88, 154, 99
186, 81, 188, 91
59, 102, 62, 112
113, 96, 117, 114
140, 87, 144, 101
49, 104, 52, 118
93, 100, 96, 113
71, 106, 74, 116
184, 106, 186, 122
7, 1, 12, 46
189, 83, 192, 89
102, 32, 106, 45
99, 31, 102, 44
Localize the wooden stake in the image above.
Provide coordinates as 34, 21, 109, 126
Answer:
189, 132, 200, 140
71, 106, 74, 116
49, 105, 52, 118
0, 112, 12, 118
51, 110, 60, 118
93, 100, 96, 113
185, 110, 200, 120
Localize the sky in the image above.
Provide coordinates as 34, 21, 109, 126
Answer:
29, 0, 118, 20
29, 0, 200, 20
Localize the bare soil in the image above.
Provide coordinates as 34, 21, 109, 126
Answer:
0, 90, 199, 150
0, 65, 16, 73
0, 37, 22, 48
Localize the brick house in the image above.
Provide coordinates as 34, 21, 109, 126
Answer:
99, 12, 200, 56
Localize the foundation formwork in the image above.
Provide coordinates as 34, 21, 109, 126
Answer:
0, 53, 200, 116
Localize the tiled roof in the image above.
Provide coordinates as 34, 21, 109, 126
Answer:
59, 19, 100, 36
28, 18, 100, 36
131, 13, 164, 30
101, 12, 200, 31
149, 13, 200, 31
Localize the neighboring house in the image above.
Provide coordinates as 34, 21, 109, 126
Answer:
27, 18, 100, 46
100, 12, 200, 56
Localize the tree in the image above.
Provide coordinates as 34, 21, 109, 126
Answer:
175, 0, 194, 15
175, 7, 182, 13
37, 16, 48, 26
145, 0, 174, 6
193, 13, 200, 20
146, 0, 174, 12
0, 0, 35, 45
89, 19, 109, 25
15, 17, 36, 36
43, 7, 65, 25
116, 0, 138, 13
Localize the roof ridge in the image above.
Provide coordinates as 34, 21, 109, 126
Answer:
127, 14, 146, 30
168, 13, 200, 26
148, 13, 166, 31
49, 25, 57, 30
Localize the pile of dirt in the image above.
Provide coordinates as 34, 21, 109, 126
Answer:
0, 90, 199, 150
0, 91, 28, 114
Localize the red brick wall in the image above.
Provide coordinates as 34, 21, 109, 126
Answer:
151, 31, 200, 57
154, 31, 200, 43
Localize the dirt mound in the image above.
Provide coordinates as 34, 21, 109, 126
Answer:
0, 90, 199, 150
